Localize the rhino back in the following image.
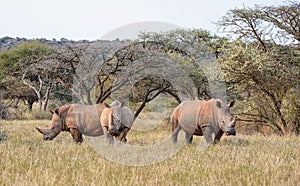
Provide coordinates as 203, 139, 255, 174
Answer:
66, 104, 105, 136
177, 100, 203, 134
197, 100, 213, 126
197, 99, 222, 131
174, 99, 225, 135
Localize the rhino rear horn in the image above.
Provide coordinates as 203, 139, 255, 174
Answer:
231, 116, 237, 126
36, 127, 46, 135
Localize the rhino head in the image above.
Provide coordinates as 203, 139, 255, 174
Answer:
36, 110, 63, 140
108, 107, 122, 136
222, 115, 236, 136
218, 100, 236, 136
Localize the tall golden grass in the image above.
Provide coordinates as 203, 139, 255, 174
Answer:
1, 120, 299, 185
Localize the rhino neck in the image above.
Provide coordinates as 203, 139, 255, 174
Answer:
60, 112, 68, 132
62, 119, 68, 131
212, 107, 222, 130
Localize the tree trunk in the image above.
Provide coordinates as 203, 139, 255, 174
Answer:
97, 91, 111, 104
134, 101, 146, 118
38, 94, 42, 111
22, 71, 44, 112
43, 83, 52, 111
166, 90, 181, 104
28, 98, 35, 111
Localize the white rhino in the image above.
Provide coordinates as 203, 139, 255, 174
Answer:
170, 99, 236, 145
100, 101, 135, 143
36, 103, 108, 143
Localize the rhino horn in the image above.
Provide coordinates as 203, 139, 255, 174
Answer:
231, 116, 237, 126
36, 127, 47, 135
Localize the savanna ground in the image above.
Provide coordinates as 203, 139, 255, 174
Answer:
1, 119, 300, 186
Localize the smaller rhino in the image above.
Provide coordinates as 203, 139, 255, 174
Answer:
100, 101, 135, 143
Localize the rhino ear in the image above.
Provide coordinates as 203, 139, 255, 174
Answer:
110, 100, 121, 107
216, 100, 222, 108
49, 110, 55, 115
49, 109, 59, 117
228, 100, 235, 108
103, 102, 110, 108
54, 109, 59, 116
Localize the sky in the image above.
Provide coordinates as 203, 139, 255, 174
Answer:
1, 0, 288, 41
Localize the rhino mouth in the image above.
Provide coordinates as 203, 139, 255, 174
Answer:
44, 135, 54, 140
225, 128, 236, 136
36, 127, 58, 141
109, 129, 120, 136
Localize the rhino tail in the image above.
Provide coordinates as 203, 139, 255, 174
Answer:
170, 114, 178, 132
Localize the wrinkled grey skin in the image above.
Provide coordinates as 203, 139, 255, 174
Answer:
170, 99, 236, 146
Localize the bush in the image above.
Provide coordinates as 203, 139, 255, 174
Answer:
31, 110, 51, 120
0, 107, 51, 120
0, 130, 7, 141
0, 106, 9, 119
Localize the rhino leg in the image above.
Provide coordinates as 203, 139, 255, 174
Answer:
214, 129, 224, 144
202, 126, 213, 145
102, 126, 114, 144
117, 128, 129, 143
172, 124, 182, 144
185, 133, 193, 144
70, 128, 83, 143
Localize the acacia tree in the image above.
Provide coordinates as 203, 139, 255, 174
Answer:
45, 41, 172, 117
217, 1, 300, 47
137, 29, 232, 100
219, 42, 299, 134
0, 41, 52, 112
50, 44, 92, 104
260, 1, 300, 43
26, 30, 232, 119
48, 41, 127, 105
70, 29, 218, 117
95, 42, 180, 117
105, 29, 228, 117
217, 1, 300, 134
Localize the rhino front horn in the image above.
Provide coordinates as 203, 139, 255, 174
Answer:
36, 127, 46, 134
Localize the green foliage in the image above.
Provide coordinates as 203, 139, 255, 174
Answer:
219, 41, 300, 134
216, 1, 300, 134
0, 42, 51, 94
1, 75, 36, 101
0, 41, 52, 114
0, 41, 51, 79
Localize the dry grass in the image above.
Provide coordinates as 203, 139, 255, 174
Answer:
1, 119, 300, 185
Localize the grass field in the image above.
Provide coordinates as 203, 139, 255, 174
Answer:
1, 119, 300, 185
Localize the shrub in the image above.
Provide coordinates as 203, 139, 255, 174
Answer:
0, 130, 7, 141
